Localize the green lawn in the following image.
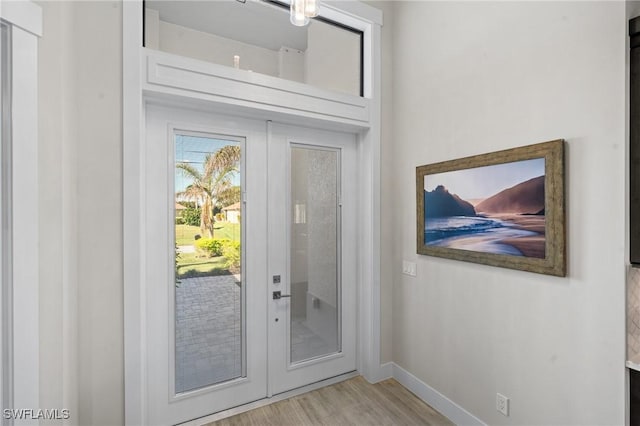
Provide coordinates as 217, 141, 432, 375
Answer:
175, 222, 241, 246
175, 222, 241, 278
176, 252, 229, 279
212, 222, 241, 240
175, 224, 200, 246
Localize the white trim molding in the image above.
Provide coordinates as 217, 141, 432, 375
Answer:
1, 1, 41, 423
0, 1, 42, 37
356, 16, 382, 385
122, 2, 145, 424
144, 50, 370, 126
391, 363, 486, 426
368, 361, 393, 383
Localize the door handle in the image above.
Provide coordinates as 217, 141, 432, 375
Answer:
272, 291, 291, 300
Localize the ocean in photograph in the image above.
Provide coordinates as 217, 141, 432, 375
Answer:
425, 216, 539, 256
422, 158, 547, 259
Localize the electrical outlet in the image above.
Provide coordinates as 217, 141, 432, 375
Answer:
402, 260, 416, 277
496, 393, 509, 416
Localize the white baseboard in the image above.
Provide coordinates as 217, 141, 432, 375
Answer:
365, 361, 394, 383
391, 363, 486, 426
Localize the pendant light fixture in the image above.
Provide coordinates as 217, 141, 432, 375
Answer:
290, 0, 319, 26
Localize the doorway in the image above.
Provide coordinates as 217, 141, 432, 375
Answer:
144, 104, 357, 424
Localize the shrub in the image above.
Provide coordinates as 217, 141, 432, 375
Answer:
175, 216, 185, 225
195, 238, 230, 257
222, 240, 241, 272
182, 207, 201, 227
180, 201, 197, 209
215, 213, 225, 222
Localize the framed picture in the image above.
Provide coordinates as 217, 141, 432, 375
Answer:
416, 139, 565, 276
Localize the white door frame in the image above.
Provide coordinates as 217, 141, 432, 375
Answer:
0, 1, 41, 423
123, 2, 384, 424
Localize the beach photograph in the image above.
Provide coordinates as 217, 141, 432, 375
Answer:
423, 158, 546, 258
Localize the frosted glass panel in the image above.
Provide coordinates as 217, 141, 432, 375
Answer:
144, 0, 362, 96
290, 146, 340, 363
174, 134, 243, 393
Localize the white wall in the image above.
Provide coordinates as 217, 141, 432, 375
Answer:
75, 2, 123, 423
37, 1, 123, 425
38, 1, 66, 421
629, 2, 640, 24
157, 19, 280, 77
373, 0, 394, 364
305, 19, 360, 96
388, 1, 626, 424
279, 46, 305, 83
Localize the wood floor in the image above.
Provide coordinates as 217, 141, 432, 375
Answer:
209, 376, 453, 426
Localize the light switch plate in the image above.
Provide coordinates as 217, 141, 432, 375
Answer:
402, 260, 416, 277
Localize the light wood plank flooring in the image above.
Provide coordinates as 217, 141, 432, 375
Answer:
210, 376, 453, 425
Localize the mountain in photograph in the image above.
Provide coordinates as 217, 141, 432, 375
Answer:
475, 175, 544, 214
424, 185, 476, 218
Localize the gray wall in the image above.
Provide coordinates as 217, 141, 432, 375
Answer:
388, 1, 626, 424
373, 0, 394, 365
38, 1, 67, 422
38, 1, 123, 425
304, 19, 361, 96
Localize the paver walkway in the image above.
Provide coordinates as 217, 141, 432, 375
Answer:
175, 275, 332, 393
175, 275, 241, 393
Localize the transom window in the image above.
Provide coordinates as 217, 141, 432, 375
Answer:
143, 0, 363, 96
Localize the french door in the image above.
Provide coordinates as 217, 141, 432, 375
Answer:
144, 105, 356, 425
145, 105, 268, 425
267, 123, 357, 395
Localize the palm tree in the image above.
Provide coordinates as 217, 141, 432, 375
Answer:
176, 145, 241, 238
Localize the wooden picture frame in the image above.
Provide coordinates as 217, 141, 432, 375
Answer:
416, 139, 565, 276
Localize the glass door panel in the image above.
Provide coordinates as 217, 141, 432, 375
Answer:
174, 133, 244, 393
145, 105, 267, 425
268, 123, 356, 396
290, 146, 340, 363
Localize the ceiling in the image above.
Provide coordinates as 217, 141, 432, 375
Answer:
147, 0, 309, 51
